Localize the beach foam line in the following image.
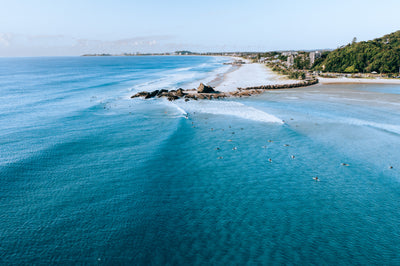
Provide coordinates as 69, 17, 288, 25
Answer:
170, 100, 283, 124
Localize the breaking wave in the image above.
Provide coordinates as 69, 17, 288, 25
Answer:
169, 100, 283, 124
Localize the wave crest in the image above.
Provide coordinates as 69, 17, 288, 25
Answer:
170, 100, 283, 124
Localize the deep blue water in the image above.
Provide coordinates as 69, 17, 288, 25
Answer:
1, 56, 400, 264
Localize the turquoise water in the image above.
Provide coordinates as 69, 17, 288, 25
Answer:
1, 56, 400, 264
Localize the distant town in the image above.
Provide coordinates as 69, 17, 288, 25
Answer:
83, 30, 400, 80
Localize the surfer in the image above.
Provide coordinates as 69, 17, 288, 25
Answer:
313, 176, 319, 181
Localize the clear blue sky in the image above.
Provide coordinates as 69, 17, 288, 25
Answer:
0, 0, 399, 56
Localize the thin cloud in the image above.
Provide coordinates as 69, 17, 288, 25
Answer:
0, 33, 175, 56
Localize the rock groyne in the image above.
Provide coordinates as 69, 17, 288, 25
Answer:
131, 79, 319, 101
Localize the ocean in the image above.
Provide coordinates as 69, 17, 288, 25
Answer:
1, 56, 400, 264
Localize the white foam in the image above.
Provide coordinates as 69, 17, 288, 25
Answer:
346, 118, 400, 135
170, 100, 283, 124
171, 103, 187, 116
184, 64, 232, 89
131, 71, 199, 92
129, 59, 231, 93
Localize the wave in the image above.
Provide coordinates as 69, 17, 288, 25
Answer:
129, 57, 232, 94
346, 118, 400, 135
168, 100, 283, 124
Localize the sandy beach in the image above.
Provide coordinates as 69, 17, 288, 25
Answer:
318, 77, 400, 85
214, 62, 299, 92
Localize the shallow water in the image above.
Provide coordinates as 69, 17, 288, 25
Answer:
1, 57, 400, 264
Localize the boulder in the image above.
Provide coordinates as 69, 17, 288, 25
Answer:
184, 94, 197, 100
157, 92, 170, 98
148, 90, 159, 98
197, 83, 216, 93
157, 89, 168, 95
131, 91, 150, 98
167, 95, 179, 101
176, 88, 185, 97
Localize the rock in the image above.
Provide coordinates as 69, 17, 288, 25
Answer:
149, 90, 159, 98
167, 95, 179, 101
131, 91, 150, 98
197, 83, 216, 93
214, 94, 227, 99
158, 89, 168, 94
184, 94, 197, 100
176, 88, 185, 97
142, 90, 159, 99
157, 92, 170, 98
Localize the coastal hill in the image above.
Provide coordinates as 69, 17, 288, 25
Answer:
313, 31, 400, 73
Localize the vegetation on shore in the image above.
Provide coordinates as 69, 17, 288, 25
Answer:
267, 62, 306, 80
313, 31, 400, 73
247, 30, 400, 78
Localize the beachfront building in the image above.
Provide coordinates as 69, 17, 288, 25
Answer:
309, 51, 321, 66
287, 55, 294, 67
282, 51, 298, 57
258, 57, 267, 63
